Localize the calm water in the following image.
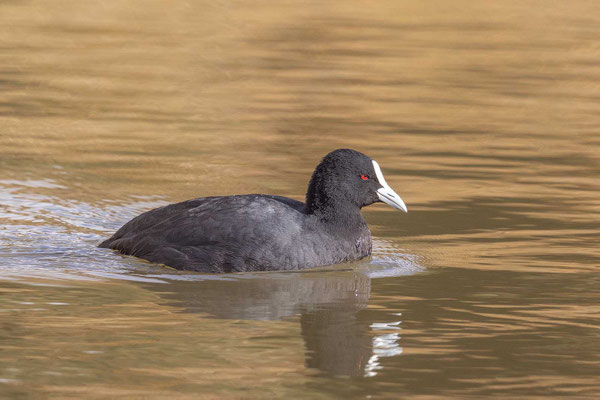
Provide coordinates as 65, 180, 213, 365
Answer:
1, 1, 599, 398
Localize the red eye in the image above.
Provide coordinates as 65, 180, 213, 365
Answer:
361, 174, 369, 180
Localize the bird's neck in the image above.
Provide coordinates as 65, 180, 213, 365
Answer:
305, 199, 366, 232
305, 172, 366, 230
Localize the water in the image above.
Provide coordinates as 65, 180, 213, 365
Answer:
1, 1, 599, 398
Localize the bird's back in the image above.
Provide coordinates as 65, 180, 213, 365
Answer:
100, 194, 330, 272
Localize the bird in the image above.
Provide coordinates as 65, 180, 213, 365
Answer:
99, 148, 407, 273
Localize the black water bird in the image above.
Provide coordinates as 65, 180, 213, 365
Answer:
99, 149, 407, 272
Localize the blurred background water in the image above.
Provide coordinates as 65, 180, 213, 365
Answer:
1, 1, 599, 398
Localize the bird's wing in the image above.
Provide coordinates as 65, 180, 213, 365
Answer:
101, 195, 306, 272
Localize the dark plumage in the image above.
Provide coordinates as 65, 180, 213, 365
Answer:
99, 148, 407, 273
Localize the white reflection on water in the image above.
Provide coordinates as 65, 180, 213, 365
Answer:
365, 316, 404, 377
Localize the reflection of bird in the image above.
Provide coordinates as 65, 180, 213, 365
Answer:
301, 303, 373, 376
100, 149, 407, 273
143, 269, 373, 376
146, 270, 371, 321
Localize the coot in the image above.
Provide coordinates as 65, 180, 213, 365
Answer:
99, 149, 407, 273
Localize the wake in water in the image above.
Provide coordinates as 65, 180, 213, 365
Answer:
0, 179, 424, 284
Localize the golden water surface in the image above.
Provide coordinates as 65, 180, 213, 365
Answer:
1, 1, 599, 398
